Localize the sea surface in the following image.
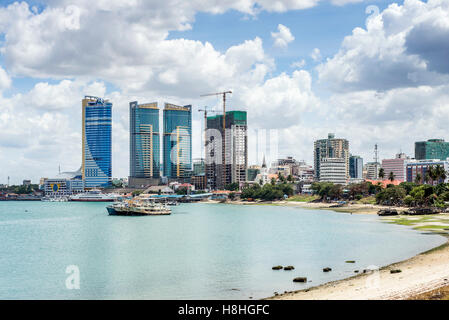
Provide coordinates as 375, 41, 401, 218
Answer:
0, 201, 445, 299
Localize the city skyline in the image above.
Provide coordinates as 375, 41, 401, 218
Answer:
1, 0, 449, 184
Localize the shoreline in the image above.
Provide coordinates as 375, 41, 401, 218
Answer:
267, 238, 449, 300
229, 199, 449, 300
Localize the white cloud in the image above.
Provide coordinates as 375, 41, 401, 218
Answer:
291, 59, 306, 68
0, 66, 11, 91
271, 24, 295, 48
317, 0, 449, 92
310, 48, 321, 61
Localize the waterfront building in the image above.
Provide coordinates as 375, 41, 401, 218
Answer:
319, 157, 347, 185
314, 133, 349, 181
129, 101, 160, 188
381, 153, 409, 182
364, 162, 381, 180
206, 111, 248, 190
82, 96, 112, 188
163, 103, 192, 180
43, 170, 84, 197
406, 160, 449, 184
415, 139, 449, 161
349, 155, 363, 179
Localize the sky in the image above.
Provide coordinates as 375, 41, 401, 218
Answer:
1, 0, 449, 184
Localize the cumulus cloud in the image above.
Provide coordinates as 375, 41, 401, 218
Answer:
317, 0, 449, 92
271, 24, 295, 48
0, 66, 11, 91
291, 59, 306, 68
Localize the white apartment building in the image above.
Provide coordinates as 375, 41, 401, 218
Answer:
319, 158, 348, 185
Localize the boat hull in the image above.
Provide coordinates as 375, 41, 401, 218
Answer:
107, 206, 171, 216
70, 199, 115, 202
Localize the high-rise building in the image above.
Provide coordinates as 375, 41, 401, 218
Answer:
415, 139, 449, 161
82, 96, 112, 188
319, 157, 347, 185
349, 155, 363, 179
129, 101, 160, 187
314, 133, 349, 181
206, 111, 248, 190
163, 103, 192, 180
381, 152, 409, 182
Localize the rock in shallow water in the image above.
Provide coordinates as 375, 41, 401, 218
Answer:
283, 266, 295, 271
293, 277, 307, 283
323, 267, 332, 272
272, 265, 283, 270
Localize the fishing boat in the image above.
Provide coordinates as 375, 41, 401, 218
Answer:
107, 198, 171, 216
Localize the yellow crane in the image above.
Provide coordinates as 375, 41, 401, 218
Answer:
200, 91, 232, 189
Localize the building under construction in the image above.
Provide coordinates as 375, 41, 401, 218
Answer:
206, 111, 248, 190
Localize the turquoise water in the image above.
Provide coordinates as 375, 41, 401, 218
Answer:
0, 202, 445, 300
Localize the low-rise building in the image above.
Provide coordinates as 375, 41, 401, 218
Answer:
406, 159, 449, 184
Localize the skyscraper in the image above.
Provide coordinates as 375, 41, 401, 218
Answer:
129, 101, 160, 187
349, 155, 363, 179
82, 96, 112, 188
415, 139, 449, 161
163, 103, 192, 180
314, 133, 349, 181
206, 111, 247, 190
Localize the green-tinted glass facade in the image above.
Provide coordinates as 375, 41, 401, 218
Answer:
129, 101, 160, 178
163, 104, 192, 179
415, 139, 449, 161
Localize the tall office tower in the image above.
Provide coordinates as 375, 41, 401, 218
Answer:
163, 103, 192, 180
349, 155, 363, 179
206, 111, 247, 190
129, 101, 160, 187
415, 139, 449, 160
314, 133, 349, 181
82, 96, 112, 188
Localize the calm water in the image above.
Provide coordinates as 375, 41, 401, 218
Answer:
0, 201, 445, 299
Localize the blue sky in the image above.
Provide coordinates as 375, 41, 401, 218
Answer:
1, 0, 449, 184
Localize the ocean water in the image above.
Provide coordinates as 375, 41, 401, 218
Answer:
0, 201, 445, 300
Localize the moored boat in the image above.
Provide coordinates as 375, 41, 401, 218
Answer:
70, 189, 119, 202
107, 198, 171, 216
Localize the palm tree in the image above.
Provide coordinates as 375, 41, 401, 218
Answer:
388, 171, 395, 182
415, 173, 422, 184
378, 168, 385, 180
429, 166, 438, 185
435, 165, 445, 184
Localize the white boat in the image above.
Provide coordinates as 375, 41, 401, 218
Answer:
107, 198, 171, 216
69, 189, 119, 202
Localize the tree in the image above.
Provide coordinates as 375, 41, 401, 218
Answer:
225, 182, 239, 191
379, 168, 385, 180
287, 174, 294, 183
415, 173, 422, 184
388, 171, 395, 182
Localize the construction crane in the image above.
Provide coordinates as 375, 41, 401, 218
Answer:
198, 106, 218, 161
200, 91, 232, 189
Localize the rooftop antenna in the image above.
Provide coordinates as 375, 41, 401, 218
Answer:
7, 176, 10, 187
374, 144, 379, 164
59, 165, 61, 174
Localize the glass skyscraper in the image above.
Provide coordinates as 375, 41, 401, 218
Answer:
415, 139, 449, 161
129, 102, 160, 179
82, 96, 112, 188
163, 103, 192, 179
349, 155, 363, 179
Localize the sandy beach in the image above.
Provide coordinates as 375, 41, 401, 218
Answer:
207, 198, 449, 299
269, 239, 449, 300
